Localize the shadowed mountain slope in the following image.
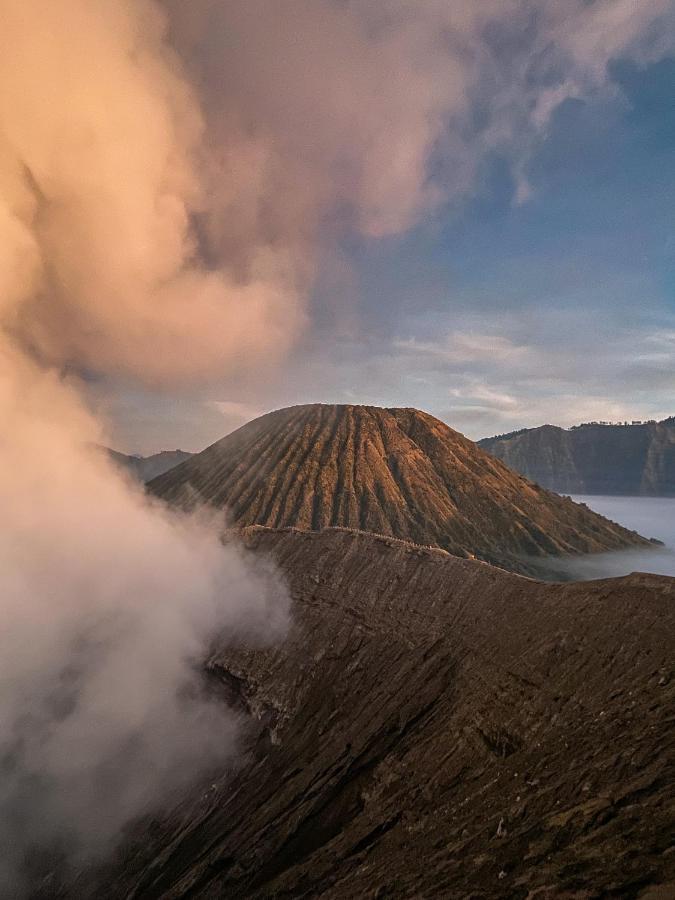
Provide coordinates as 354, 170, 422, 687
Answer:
107, 448, 193, 482
479, 418, 675, 496
72, 528, 675, 899
148, 404, 650, 574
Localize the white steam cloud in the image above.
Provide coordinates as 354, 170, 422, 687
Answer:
0, 1, 296, 887
0, 344, 289, 893
0, 0, 673, 892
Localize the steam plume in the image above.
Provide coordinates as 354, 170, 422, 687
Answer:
0, 343, 289, 892
0, 1, 296, 888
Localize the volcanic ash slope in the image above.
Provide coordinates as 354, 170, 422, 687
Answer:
149, 403, 650, 574
91, 528, 675, 900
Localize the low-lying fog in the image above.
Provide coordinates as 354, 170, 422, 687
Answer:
560, 496, 675, 581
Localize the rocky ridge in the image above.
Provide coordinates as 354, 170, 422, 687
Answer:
479, 418, 675, 496
73, 527, 675, 899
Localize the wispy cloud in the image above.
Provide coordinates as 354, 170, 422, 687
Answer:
394, 332, 531, 365
448, 381, 519, 412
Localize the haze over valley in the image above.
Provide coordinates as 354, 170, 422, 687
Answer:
563, 494, 675, 579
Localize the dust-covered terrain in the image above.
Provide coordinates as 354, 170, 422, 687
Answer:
57, 528, 675, 899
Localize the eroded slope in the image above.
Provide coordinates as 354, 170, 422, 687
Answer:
148, 404, 650, 574
83, 528, 674, 900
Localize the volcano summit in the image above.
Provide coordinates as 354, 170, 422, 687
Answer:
149, 404, 649, 574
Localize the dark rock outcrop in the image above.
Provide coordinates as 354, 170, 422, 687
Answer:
72, 528, 675, 899
479, 418, 675, 496
148, 404, 650, 575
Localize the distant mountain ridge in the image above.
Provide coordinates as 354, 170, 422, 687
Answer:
479, 417, 675, 496
148, 403, 650, 575
107, 447, 193, 482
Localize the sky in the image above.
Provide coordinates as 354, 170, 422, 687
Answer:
69, 2, 675, 455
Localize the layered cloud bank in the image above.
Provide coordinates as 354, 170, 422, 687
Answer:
0, 0, 674, 890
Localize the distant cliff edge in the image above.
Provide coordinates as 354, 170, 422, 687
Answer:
107, 447, 193, 483
479, 418, 675, 496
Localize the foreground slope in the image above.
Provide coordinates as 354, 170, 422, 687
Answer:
479, 418, 675, 496
81, 528, 674, 899
148, 404, 650, 574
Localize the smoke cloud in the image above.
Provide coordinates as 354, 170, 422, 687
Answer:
1, 0, 673, 891
0, 6, 293, 891
0, 343, 289, 893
